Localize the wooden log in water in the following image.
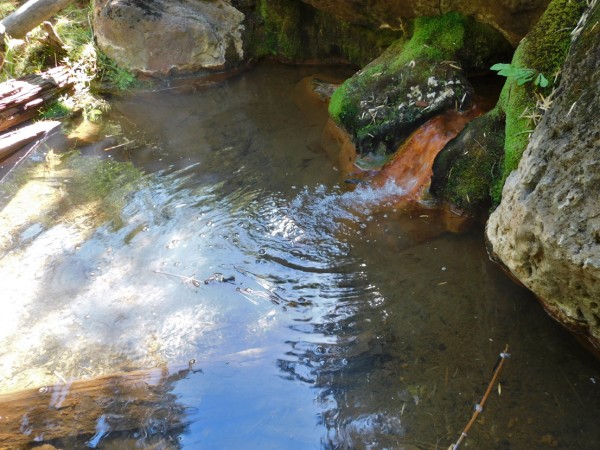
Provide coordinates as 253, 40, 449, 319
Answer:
0, 65, 74, 133
0, 120, 61, 161
0, 366, 193, 448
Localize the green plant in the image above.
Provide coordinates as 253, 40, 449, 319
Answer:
96, 51, 136, 90
40, 99, 72, 119
491, 63, 549, 87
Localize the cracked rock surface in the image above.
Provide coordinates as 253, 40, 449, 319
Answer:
94, 0, 245, 77
486, 3, 600, 351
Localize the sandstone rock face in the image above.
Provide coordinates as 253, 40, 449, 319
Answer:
486, 3, 600, 350
93, 0, 245, 77
300, 0, 551, 46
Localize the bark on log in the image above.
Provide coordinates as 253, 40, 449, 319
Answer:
0, 65, 74, 133
0, 23, 5, 72
0, 0, 73, 39
0, 120, 61, 161
0, 366, 193, 448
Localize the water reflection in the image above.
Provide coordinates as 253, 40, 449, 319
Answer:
0, 62, 598, 449
0, 366, 194, 449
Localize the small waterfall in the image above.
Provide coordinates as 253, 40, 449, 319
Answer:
372, 106, 483, 200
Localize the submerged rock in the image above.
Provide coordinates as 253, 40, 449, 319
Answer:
93, 0, 245, 76
486, 2, 600, 352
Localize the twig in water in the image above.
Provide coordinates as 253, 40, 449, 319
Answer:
153, 270, 202, 287
448, 344, 510, 450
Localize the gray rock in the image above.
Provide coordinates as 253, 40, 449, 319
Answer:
93, 0, 245, 77
300, 0, 551, 46
486, 3, 600, 351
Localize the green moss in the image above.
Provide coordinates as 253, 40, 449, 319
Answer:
492, 0, 586, 204
328, 81, 350, 123
40, 99, 73, 119
328, 62, 388, 128
257, 0, 303, 59
249, 0, 402, 64
391, 13, 467, 71
520, 0, 585, 76
431, 108, 505, 210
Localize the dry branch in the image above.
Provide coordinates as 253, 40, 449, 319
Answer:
0, 0, 73, 39
449, 344, 511, 449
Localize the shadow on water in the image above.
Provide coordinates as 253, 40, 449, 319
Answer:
0, 61, 599, 449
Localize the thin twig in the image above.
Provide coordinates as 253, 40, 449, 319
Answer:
449, 344, 510, 450
153, 270, 201, 287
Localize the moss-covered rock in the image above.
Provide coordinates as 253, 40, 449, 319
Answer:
241, 0, 403, 66
486, 0, 600, 353
328, 12, 512, 155
430, 0, 585, 211
491, 0, 586, 203
430, 108, 505, 210
299, 0, 551, 47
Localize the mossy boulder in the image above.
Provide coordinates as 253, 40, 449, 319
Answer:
328, 13, 512, 155
491, 0, 586, 203
486, 0, 600, 353
241, 0, 403, 66
430, 0, 585, 212
430, 108, 505, 210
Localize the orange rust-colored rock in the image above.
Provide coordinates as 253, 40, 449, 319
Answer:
321, 118, 358, 175
373, 106, 484, 199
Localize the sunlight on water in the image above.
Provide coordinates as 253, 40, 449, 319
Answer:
0, 62, 599, 449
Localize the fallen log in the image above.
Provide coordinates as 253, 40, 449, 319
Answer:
0, 65, 74, 132
0, 0, 73, 39
0, 365, 194, 448
0, 120, 61, 161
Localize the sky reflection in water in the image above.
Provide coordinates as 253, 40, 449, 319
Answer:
0, 62, 599, 449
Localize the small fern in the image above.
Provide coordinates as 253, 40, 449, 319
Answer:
491, 63, 549, 87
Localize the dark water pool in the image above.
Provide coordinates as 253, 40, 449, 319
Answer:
0, 61, 599, 449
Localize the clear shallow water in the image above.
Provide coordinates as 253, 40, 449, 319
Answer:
0, 62, 599, 449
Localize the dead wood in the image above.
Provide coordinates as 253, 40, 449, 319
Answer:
0, 0, 73, 39
0, 120, 61, 161
0, 365, 194, 448
0, 65, 74, 133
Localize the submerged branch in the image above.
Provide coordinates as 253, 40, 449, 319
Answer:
449, 344, 510, 449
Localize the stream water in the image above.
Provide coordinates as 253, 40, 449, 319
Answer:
1, 61, 599, 449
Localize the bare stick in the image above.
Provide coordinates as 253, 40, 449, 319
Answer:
449, 344, 510, 450
152, 270, 201, 287
0, 0, 73, 39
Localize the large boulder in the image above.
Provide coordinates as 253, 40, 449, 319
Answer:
93, 0, 245, 77
328, 13, 512, 155
430, 0, 585, 214
300, 0, 551, 46
486, 2, 600, 351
